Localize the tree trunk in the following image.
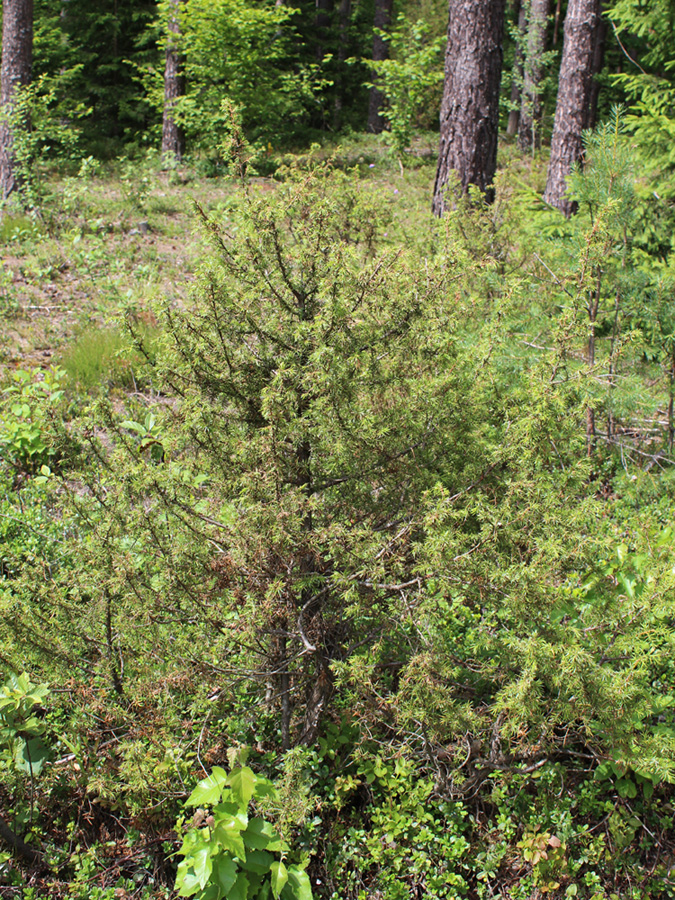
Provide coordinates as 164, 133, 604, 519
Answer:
0, 0, 33, 201
543, 0, 603, 216
315, 0, 334, 62
161, 0, 186, 163
367, 0, 393, 134
332, 0, 351, 130
432, 0, 506, 215
518, 0, 551, 153
583, 12, 607, 130
506, 0, 525, 138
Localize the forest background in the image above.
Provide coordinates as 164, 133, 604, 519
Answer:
2, 1, 675, 899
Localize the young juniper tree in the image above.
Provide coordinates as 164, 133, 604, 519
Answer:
543, 0, 603, 215
432, 0, 506, 214
0, 0, 33, 201
48, 166, 479, 748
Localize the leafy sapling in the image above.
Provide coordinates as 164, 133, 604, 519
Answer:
176, 749, 313, 900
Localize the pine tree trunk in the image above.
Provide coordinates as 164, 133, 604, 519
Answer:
161, 0, 186, 163
506, 0, 525, 138
333, 0, 351, 130
543, 0, 602, 216
583, 11, 607, 130
367, 0, 393, 134
0, 0, 33, 201
518, 0, 551, 153
315, 0, 334, 62
432, 0, 506, 215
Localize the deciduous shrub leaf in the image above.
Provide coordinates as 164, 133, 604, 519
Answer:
175, 861, 201, 897
270, 860, 288, 898
243, 849, 274, 875
213, 856, 238, 894
228, 872, 250, 900
214, 818, 247, 860
192, 846, 214, 889
285, 867, 312, 900
14, 737, 50, 775
187, 767, 228, 807
229, 766, 256, 806
245, 818, 285, 851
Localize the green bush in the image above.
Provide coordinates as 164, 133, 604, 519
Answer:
176, 751, 312, 900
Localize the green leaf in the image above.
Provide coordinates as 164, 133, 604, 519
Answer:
15, 737, 49, 776
192, 845, 214, 889
228, 872, 250, 900
213, 818, 247, 860
244, 818, 285, 851
228, 766, 256, 807
121, 420, 147, 435
616, 777, 638, 799
241, 849, 274, 875
187, 767, 228, 807
253, 776, 279, 800
213, 856, 238, 895
175, 861, 201, 898
284, 867, 312, 900
270, 860, 288, 899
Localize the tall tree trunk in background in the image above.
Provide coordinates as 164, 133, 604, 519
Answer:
518, 0, 551, 153
432, 0, 506, 215
507, 0, 525, 137
0, 0, 33, 201
161, 0, 186, 162
315, 0, 333, 61
543, 0, 603, 216
367, 0, 393, 134
584, 12, 607, 130
332, 0, 351, 130
552, 0, 562, 45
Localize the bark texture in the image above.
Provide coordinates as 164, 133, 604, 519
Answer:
332, 0, 351, 130
583, 12, 607, 131
432, 0, 506, 215
0, 0, 33, 201
314, 0, 334, 61
367, 0, 393, 134
161, 0, 186, 162
518, 0, 551, 153
543, 0, 603, 216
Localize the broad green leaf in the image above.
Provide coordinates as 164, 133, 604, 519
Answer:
227, 872, 250, 900
270, 860, 288, 899
244, 818, 285, 851
187, 767, 228, 807
241, 849, 273, 875
121, 420, 147, 435
213, 819, 247, 860
228, 766, 256, 807
213, 856, 238, 894
175, 861, 201, 898
15, 737, 49, 776
284, 867, 312, 900
253, 777, 279, 801
191, 845, 214, 889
